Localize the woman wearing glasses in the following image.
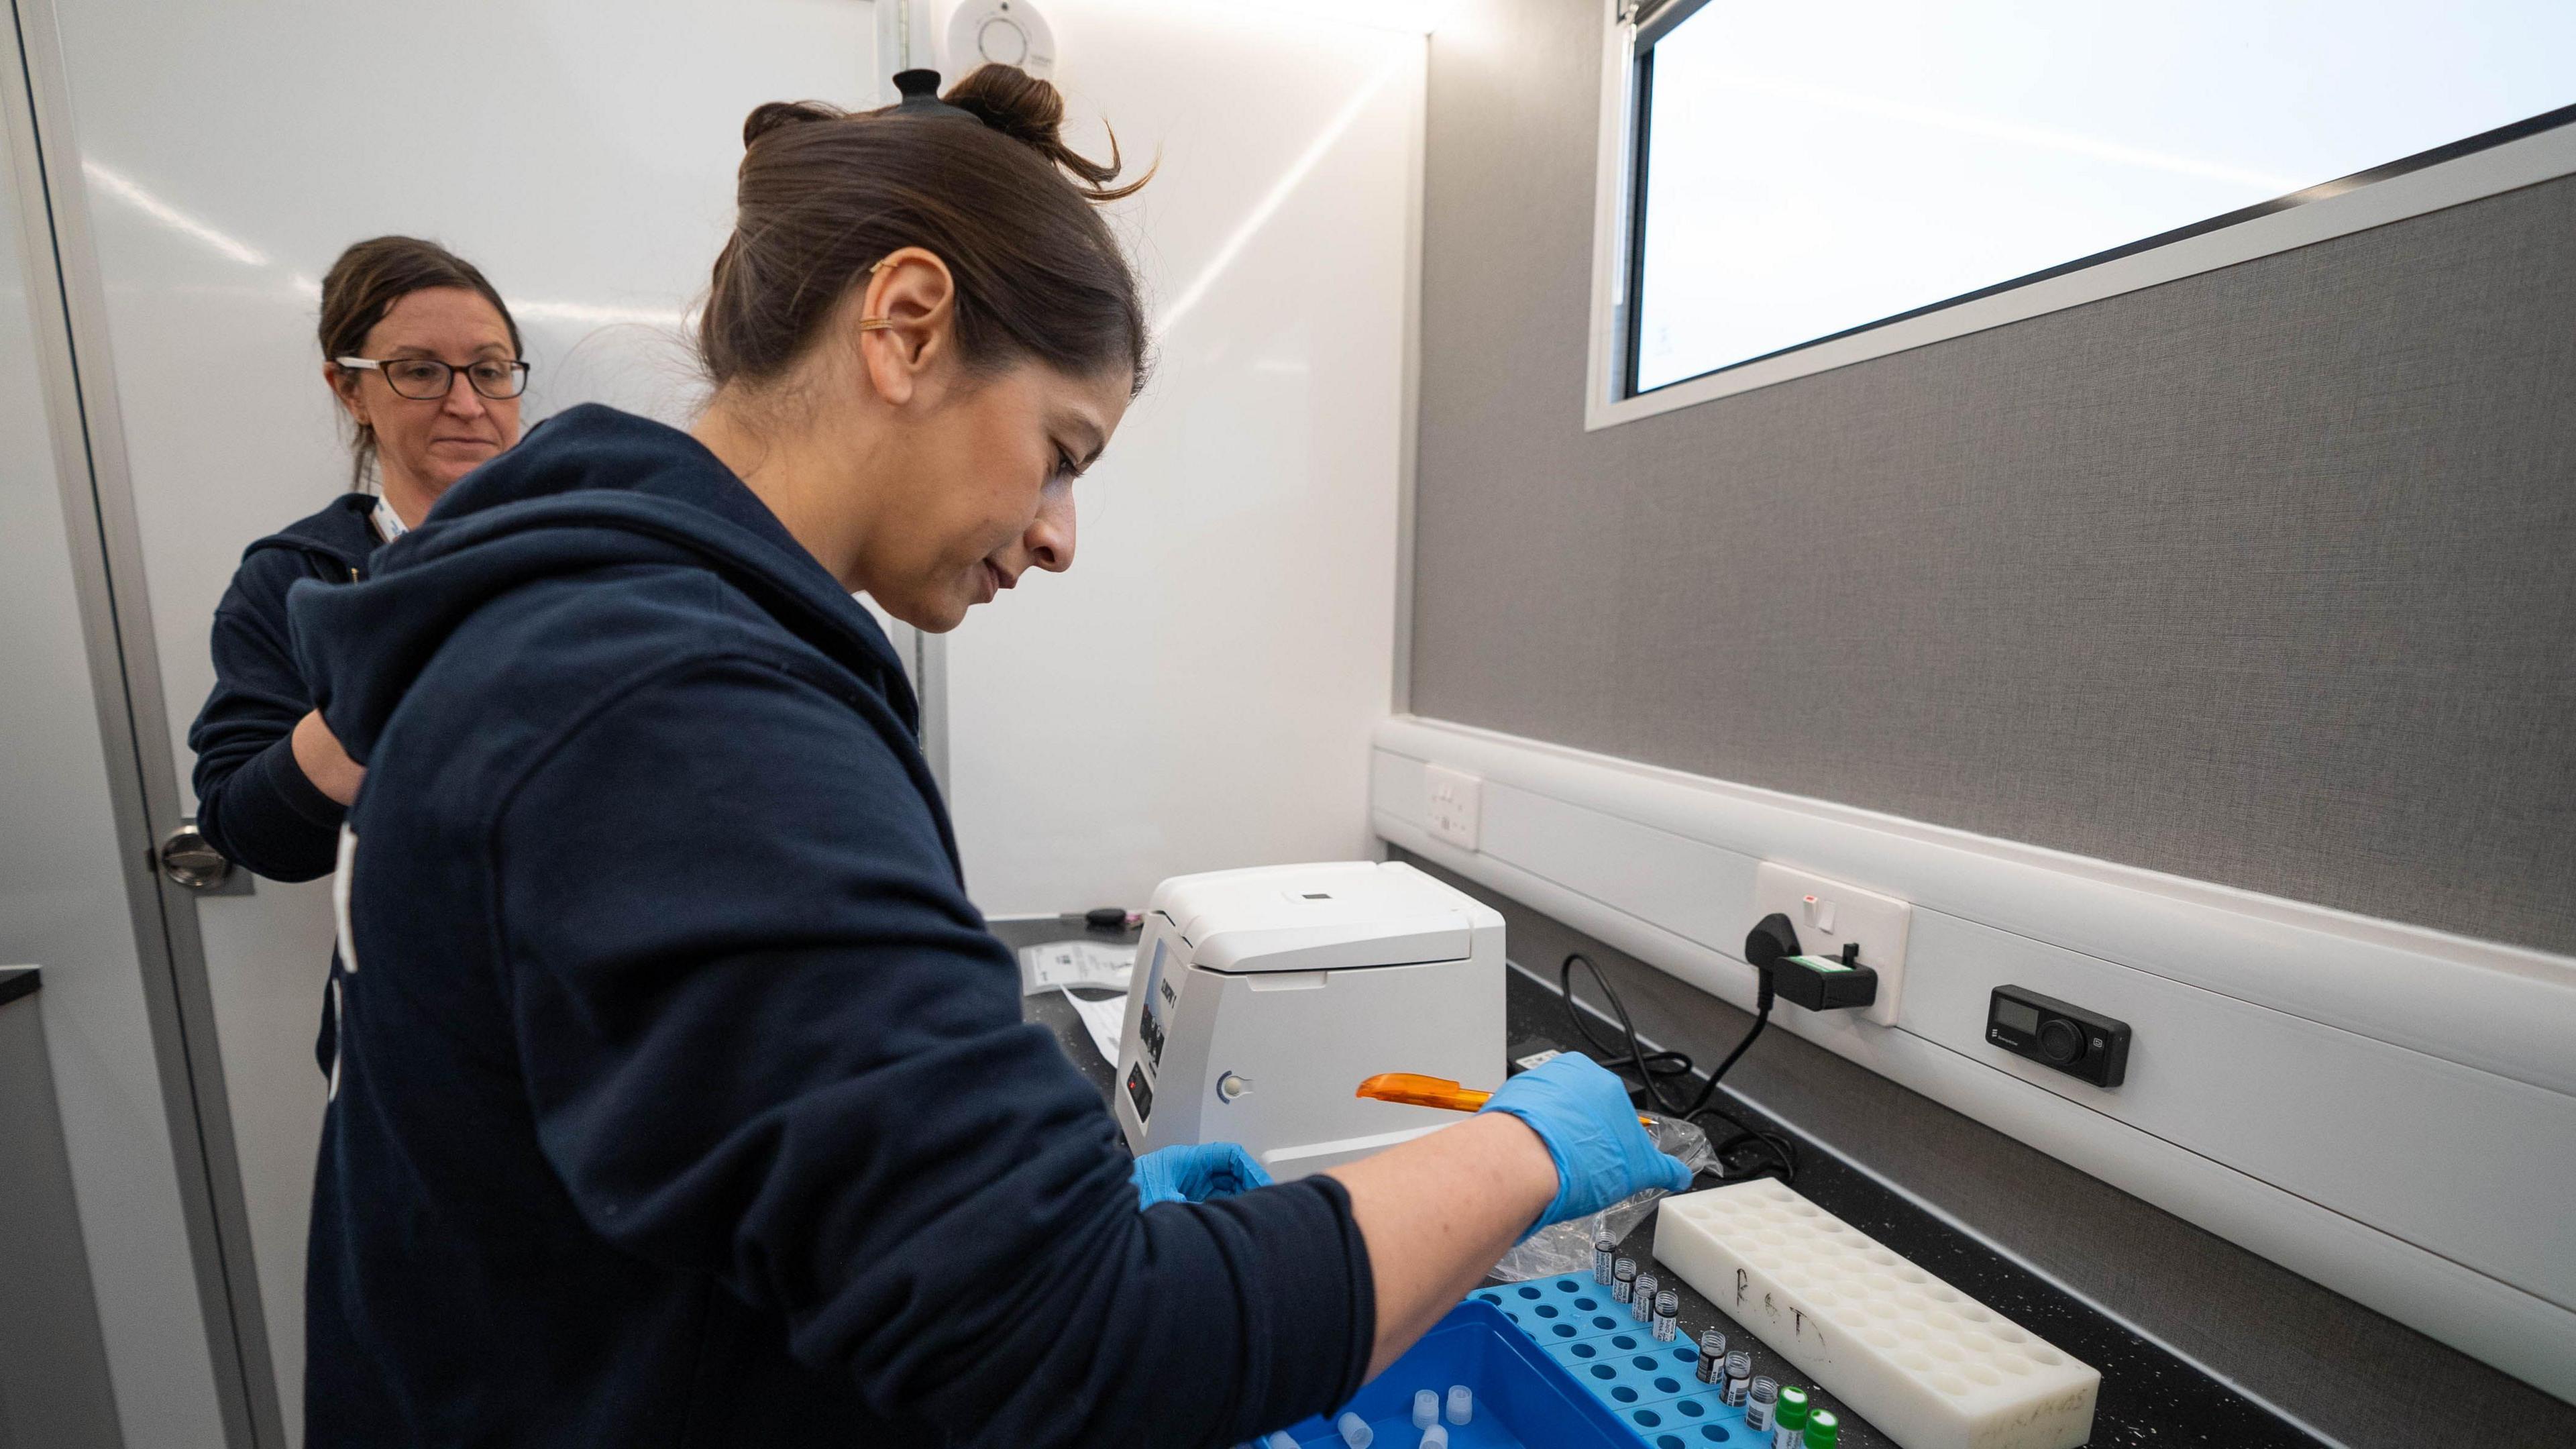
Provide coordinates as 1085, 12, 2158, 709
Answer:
186, 235, 526, 1071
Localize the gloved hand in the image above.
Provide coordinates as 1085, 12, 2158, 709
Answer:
1479, 1053, 1694, 1228
1132, 1141, 1273, 1208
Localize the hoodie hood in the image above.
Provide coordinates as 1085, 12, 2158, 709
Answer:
289, 404, 913, 763
245, 492, 378, 572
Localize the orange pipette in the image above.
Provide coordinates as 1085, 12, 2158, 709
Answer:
1355, 1071, 1658, 1127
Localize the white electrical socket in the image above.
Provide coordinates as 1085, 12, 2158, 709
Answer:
1750, 862, 1911, 1026
1423, 765, 1482, 851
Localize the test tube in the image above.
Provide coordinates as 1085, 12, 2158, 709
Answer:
1721, 1350, 1753, 1405
1805, 1407, 1841, 1448
1651, 1289, 1679, 1340
1418, 1428, 1448, 1449
1695, 1329, 1727, 1383
1745, 1377, 1780, 1433
1593, 1236, 1617, 1285
1772, 1385, 1809, 1449
1446, 1386, 1472, 1426
1630, 1271, 1660, 1321
1612, 1257, 1638, 1305
1338, 1411, 1374, 1449
1413, 1391, 1438, 1430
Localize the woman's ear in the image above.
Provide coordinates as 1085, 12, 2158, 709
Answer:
322, 361, 367, 427
853, 246, 957, 408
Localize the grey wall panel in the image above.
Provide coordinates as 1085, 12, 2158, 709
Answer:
1411, 0, 2576, 955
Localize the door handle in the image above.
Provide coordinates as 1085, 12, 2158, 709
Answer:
158, 823, 245, 893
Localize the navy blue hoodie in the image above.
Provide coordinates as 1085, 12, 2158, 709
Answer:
289, 405, 1373, 1447
189, 492, 381, 881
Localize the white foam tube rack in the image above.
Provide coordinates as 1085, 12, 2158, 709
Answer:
1654, 1180, 2099, 1449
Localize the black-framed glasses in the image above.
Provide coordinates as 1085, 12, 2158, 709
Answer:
336, 355, 531, 400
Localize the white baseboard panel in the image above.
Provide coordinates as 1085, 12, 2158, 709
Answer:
1370, 715, 2576, 1404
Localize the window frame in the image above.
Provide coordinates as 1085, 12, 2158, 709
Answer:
1582, 0, 2576, 431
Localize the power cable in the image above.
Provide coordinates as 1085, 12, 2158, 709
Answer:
1556, 951, 1799, 1184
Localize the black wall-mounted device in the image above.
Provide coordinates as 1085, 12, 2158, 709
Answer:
1986, 985, 2129, 1088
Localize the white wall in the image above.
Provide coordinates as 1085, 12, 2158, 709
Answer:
944, 2, 1421, 916
56, 0, 1422, 941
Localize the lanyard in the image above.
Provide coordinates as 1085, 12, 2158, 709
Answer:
372, 496, 409, 544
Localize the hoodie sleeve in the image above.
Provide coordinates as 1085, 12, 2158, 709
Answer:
492, 654, 1375, 1448
188, 547, 350, 881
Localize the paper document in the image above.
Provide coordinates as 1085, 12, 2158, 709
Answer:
1060, 987, 1128, 1065
1018, 938, 1136, 996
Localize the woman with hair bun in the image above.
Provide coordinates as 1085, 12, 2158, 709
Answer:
186, 235, 524, 1071
292, 68, 1685, 1448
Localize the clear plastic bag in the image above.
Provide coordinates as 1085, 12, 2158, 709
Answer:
1487, 1115, 1713, 1282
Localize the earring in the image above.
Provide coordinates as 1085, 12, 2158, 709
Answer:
859, 255, 897, 330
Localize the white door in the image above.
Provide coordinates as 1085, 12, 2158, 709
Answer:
29, 3, 879, 1438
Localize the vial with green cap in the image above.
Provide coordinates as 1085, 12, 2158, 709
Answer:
1771, 1385, 1809, 1449
1804, 1407, 1840, 1449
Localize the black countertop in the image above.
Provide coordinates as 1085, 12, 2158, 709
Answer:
1499, 973, 2322, 1449
993, 918, 2320, 1449
999, 916, 1126, 1102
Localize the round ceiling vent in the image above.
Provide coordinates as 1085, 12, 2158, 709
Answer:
946, 0, 1055, 80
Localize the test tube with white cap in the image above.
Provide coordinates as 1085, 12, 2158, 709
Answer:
1630, 1271, 1659, 1321
1612, 1257, 1638, 1304
1446, 1385, 1472, 1426
1593, 1236, 1616, 1284
1651, 1289, 1679, 1340
1338, 1411, 1373, 1448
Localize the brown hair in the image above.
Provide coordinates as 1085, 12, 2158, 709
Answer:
700, 64, 1151, 401
318, 235, 522, 486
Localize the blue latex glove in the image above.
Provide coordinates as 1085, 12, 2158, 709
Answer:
1132, 1141, 1274, 1208
1479, 1053, 1694, 1228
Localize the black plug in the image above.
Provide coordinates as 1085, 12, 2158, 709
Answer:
1746, 910, 1877, 1012
1744, 912, 1801, 969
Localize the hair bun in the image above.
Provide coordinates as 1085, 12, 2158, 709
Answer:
743, 99, 845, 149
942, 64, 1064, 147
943, 64, 1148, 201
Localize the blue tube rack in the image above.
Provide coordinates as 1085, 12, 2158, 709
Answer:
1468, 1275, 1767, 1448
1263, 1297, 1661, 1449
